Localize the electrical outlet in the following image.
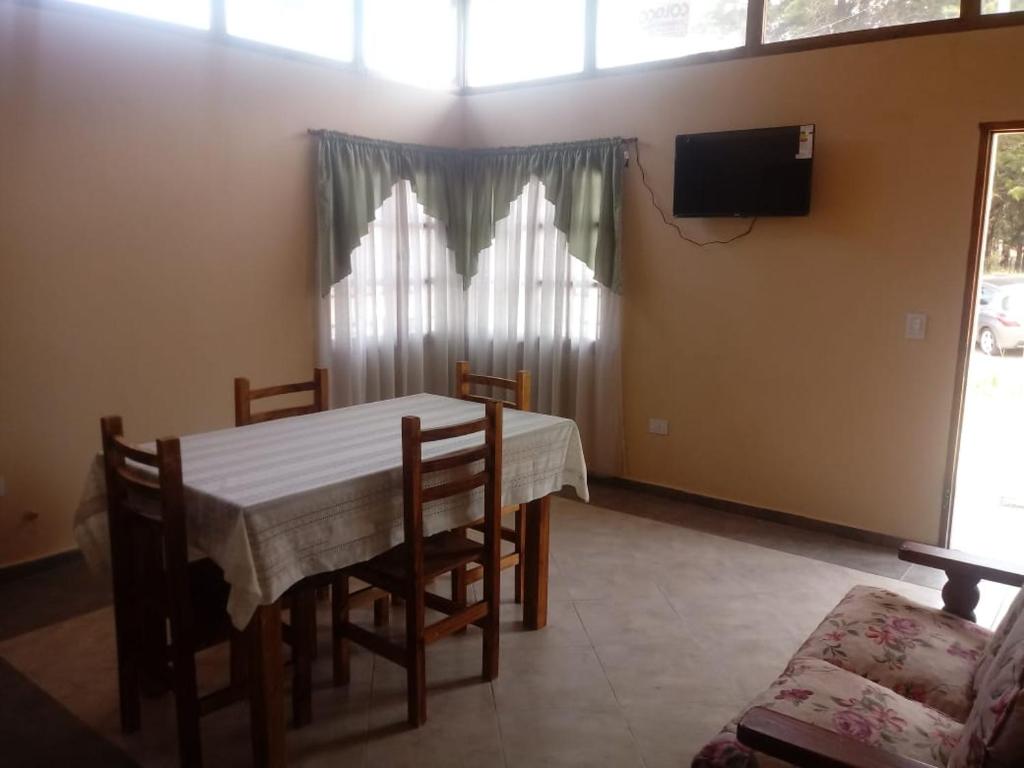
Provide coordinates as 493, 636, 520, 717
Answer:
648, 418, 669, 436
905, 312, 928, 340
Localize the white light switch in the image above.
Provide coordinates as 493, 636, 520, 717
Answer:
648, 418, 669, 436
905, 313, 928, 340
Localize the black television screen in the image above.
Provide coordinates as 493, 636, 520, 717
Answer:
673, 125, 814, 218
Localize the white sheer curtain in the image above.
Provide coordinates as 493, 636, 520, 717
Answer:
318, 178, 624, 475
466, 178, 623, 475
317, 180, 464, 406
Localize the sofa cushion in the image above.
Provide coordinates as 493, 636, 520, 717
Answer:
692, 656, 963, 768
973, 588, 1024, 694
793, 585, 991, 722
949, 601, 1024, 768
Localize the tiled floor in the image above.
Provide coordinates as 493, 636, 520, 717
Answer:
0, 484, 1015, 767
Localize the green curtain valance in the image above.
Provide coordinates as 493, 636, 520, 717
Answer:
315, 131, 625, 296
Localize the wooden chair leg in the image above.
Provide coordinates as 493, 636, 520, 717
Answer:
513, 506, 525, 605
170, 641, 202, 767
332, 575, 351, 686
310, 585, 328, 659
373, 595, 390, 627
138, 527, 170, 697
111, 588, 142, 733
110, 521, 143, 734
229, 630, 248, 691
405, 581, 427, 727
407, 643, 426, 727
483, 524, 501, 683
290, 589, 314, 727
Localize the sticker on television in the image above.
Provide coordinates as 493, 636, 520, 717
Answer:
796, 125, 814, 159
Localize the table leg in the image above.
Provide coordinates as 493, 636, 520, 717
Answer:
247, 602, 286, 768
523, 495, 550, 630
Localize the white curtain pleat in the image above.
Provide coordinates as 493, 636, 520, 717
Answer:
318, 178, 624, 475
465, 178, 623, 475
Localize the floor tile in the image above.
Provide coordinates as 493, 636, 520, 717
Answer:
492, 645, 620, 714
574, 594, 690, 648
499, 708, 643, 767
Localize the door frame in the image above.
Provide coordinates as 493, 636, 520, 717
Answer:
940, 120, 1024, 547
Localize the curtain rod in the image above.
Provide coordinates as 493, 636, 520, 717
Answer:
307, 129, 638, 144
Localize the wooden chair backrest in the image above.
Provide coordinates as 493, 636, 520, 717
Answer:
401, 401, 503, 584
100, 416, 193, 639
455, 361, 530, 412
234, 368, 329, 426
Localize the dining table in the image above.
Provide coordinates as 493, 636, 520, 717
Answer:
74, 393, 589, 767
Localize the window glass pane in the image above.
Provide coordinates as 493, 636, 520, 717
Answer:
226, 0, 354, 61
467, 0, 586, 87
597, 1, 747, 69
764, 0, 958, 43
983, 0, 1024, 12
364, 0, 457, 89
63, 0, 210, 29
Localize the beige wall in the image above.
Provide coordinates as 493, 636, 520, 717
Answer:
463, 28, 1024, 543
3, 3, 1023, 566
0, 3, 462, 565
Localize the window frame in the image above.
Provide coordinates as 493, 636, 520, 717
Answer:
32, 0, 1024, 93
466, 0, 1024, 93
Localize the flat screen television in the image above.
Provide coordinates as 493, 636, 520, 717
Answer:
673, 125, 814, 218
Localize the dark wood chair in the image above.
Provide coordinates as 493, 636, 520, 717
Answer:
233, 368, 329, 427
452, 360, 530, 607
102, 416, 255, 766
332, 401, 504, 726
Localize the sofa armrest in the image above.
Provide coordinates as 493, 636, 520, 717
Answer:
899, 542, 1024, 586
899, 542, 1024, 621
737, 708, 938, 768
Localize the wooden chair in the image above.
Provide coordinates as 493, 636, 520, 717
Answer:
332, 401, 504, 726
233, 368, 329, 427
452, 360, 530, 605
102, 416, 254, 766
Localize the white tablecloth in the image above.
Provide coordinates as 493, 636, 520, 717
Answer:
73, 394, 589, 628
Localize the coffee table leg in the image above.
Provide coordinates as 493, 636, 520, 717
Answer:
247, 602, 285, 768
523, 495, 550, 630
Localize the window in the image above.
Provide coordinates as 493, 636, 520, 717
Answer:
764, 0, 958, 43
63, 0, 210, 29
363, 0, 458, 89
597, 0, 748, 68
53, 0, 1024, 90
466, 0, 587, 87
983, 0, 1024, 12
225, 0, 355, 61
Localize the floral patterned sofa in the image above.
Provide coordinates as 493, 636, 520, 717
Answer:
692, 542, 1024, 768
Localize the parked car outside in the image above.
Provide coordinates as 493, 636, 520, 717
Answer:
977, 277, 1024, 355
